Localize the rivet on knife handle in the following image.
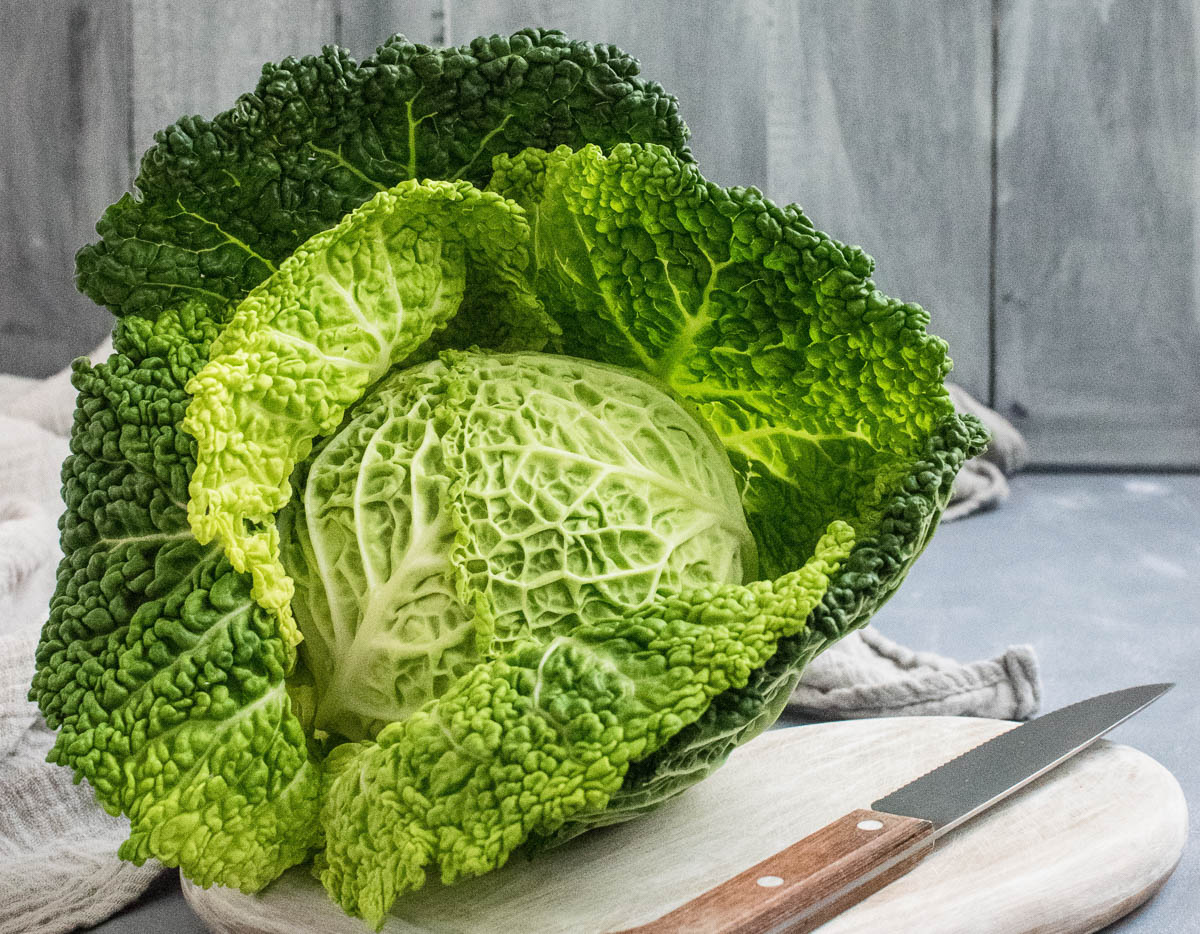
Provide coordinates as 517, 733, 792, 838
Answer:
616, 808, 934, 934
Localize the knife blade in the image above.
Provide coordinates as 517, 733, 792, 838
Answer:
618, 683, 1173, 934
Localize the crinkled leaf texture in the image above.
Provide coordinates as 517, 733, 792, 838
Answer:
75, 29, 691, 321
28, 300, 321, 890
29, 27, 989, 932
317, 523, 854, 927
183, 178, 548, 645
279, 351, 758, 741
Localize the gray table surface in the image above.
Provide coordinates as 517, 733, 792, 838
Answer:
84, 472, 1198, 934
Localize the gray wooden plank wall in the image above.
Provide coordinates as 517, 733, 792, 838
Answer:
1, 0, 1196, 468
0, 0, 133, 378
993, 0, 1200, 466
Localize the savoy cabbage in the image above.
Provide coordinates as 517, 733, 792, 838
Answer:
282, 350, 759, 740
30, 28, 987, 928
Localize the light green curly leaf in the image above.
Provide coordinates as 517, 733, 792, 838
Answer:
182, 181, 548, 645
489, 143, 956, 578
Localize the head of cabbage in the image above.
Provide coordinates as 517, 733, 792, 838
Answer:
30, 29, 988, 931
282, 351, 757, 741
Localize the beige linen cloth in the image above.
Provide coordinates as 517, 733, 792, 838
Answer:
0, 347, 1035, 934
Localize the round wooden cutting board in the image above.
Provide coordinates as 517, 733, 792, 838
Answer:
182, 716, 1187, 933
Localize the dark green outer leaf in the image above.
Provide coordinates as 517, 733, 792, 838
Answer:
75, 29, 692, 320
29, 301, 322, 888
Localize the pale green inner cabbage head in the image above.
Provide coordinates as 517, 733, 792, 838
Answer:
282, 350, 757, 740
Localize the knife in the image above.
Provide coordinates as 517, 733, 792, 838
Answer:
618, 682, 1173, 934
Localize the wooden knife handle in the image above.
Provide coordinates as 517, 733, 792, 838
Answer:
615, 808, 934, 934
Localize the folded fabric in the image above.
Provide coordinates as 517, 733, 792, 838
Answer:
943, 382, 1029, 521
0, 342, 164, 934
0, 675, 164, 934
0, 338, 111, 437
0, 346, 1035, 934
789, 626, 1040, 721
